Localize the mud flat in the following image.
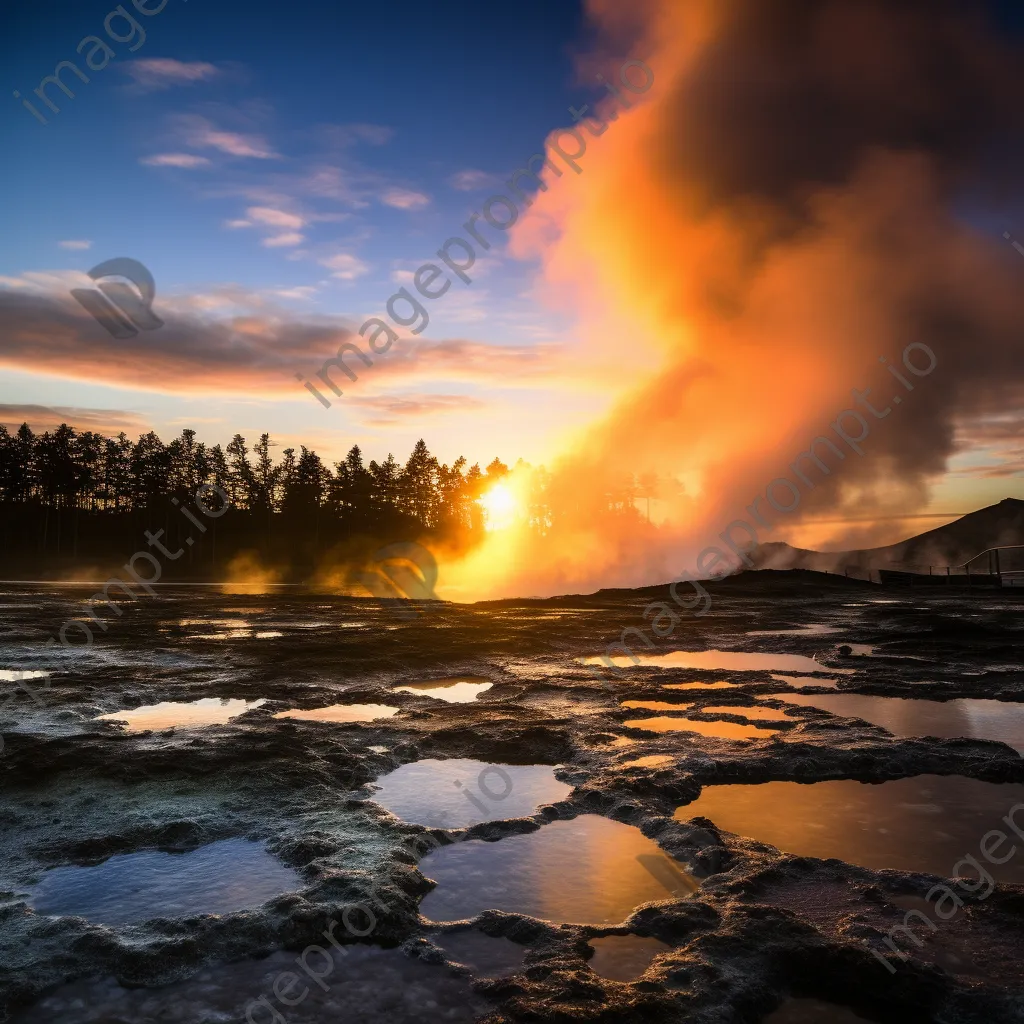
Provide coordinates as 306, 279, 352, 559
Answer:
1, 570, 1023, 1022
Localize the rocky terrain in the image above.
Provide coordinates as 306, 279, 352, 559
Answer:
1, 570, 1023, 1023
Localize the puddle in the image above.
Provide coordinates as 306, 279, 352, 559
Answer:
0, 669, 49, 683
393, 677, 493, 703
622, 700, 693, 712
29, 839, 301, 926
663, 680, 743, 691
606, 736, 636, 747
621, 755, 675, 769
747, 625, 842, 637
418, 815, 699, 924
676, 775, 1024, 881
584, 650, 853, 675
273, 703, 400, 724
700, 704, 791, 723
434, 931, 527, 977
95, 698, 266, 733
13, 943, 488, 1023
369, 758, 572, 828
763, 694, 1024, 752
764, 998, 877, 1023
624, 716, 780, 740
587, 935, 671, 981
770, 674, 842, 690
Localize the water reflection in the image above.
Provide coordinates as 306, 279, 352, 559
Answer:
624, 716, 780, 740
370, 758, 571, 828
677, 775, 1024, 881
274, 703, 399, 724
418, 815, 697, 924
700, 704, 791, 723
664, 681, 743, 691
622, 700, 693, 711
95, 697, 266, 733
584, 650, 853, 675
764, 998, 877, 1023
587, 935, 671, 981
620, 755, 675, 769
434, 931, 527, 977
764, 694, 1024, 753
747, 625, 842, 637
29, 839, 301, 926
393, 678, 493, 703
770, 674, 842, 690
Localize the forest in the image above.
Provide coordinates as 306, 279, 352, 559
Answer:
0, 422, 658, 580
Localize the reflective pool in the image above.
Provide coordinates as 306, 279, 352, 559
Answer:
677, 775, 1024, 881
273, 703, 399, 723
370, 758, 572, 828
584, 650, 853, 675
763, 694, 1024, 753
95, 698, 266, 733
29, 839, 301, 926
624, 716, 780, 740
393, 678, 493, 703
587, 934, 671, 981
418, 814, 698, 924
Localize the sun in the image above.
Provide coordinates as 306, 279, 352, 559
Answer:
477, 482, 519, 531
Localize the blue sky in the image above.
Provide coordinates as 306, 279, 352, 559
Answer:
0, 0, 606, 467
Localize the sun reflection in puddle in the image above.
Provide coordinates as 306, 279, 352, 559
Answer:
622, 700, 693, 712
763, 693, 1024, 752
273, 704, 399, 723
393, 678, 493, 703
418, 815, 698, 924
676, 775, 1024, 880
663, 680, 742, 691
770, 674, 842, 690
370, 758, 571, 828
583, 650, 854, 675
620, 755, 674, 769
700, 704, 791, 723
624, 716, 780, 740
95, 697, 266, 733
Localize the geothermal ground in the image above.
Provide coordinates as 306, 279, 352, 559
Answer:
1, 572, 1023, 1023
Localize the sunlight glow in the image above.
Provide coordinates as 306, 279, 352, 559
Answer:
477, 482, 519, 531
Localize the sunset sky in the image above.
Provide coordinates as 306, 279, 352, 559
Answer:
3, 0, 1024, 591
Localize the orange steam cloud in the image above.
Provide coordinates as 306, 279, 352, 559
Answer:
442, 0, 1024, 601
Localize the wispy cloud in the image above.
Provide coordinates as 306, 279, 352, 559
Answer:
179, 115, 278, 159
58, 240, 92, 251
320, 253, 369, 280
0, 404, 149, 436
449, 169, 502, 192
247, 207, 304, 230
381, 188, 430, 210
347, 393, 486, 426
123, 58, 219, 91
263, 232, 305, 248
140, 153, 212, 169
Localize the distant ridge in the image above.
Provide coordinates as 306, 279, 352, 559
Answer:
752, 498, 1024, 574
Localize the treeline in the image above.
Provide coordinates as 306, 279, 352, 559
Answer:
0, 424, 515, 577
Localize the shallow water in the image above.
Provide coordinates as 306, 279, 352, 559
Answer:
418, 814, 698, 924
274, 703, 399, 723
369, 758, 572, 828
663, 680, 743, 691
676, 775, 1024, 881
700, 704, 792, 723
587, 934, 671, 981
585, 650, 853, 675
393, 677, 493, 703
0, 669, 49, 683
747, 624, 842, 637
12, 944, 488, 1023
29, 839, 302, 926
95, 697, 266, 733
764, 998, 877, 1023
434, 930, 527, 977
763, 693, 1024, 753
770, 674, 842, 690
620, 755, 675, 769
624, 716, 780, 740
622, 700, 693, 712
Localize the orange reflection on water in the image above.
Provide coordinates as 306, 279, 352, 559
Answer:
95, 698, 266, 733
621, 700, 693, 712
664, 681, 743, 691
701, 704, 791, 723
273, 704, 399, 723
393, 678, 493, 703
623, 717, 779, 740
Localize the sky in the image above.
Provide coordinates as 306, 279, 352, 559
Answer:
0, 0, 605, 469
3, 0, 1024, 597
